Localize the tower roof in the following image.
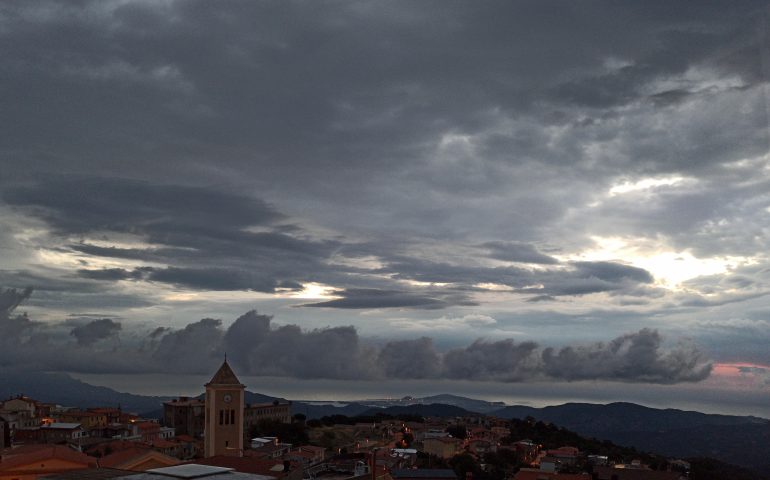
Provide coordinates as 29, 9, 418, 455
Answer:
206, 360, 244, 387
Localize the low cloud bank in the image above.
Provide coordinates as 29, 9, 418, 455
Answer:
1, 288, 711, 383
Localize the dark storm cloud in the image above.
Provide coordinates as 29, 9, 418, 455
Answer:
572, 261, 654, 284
3, 177, 282, 235
481, 242, 558, 264
148, 326, 170, 339
0, 288, 151, 373
378, 337, 443, 379
0, 0, 768, 378
0, 287, 36, 341
380, 257, 655, 298
76, 268, 142, 281
221, 310, 375, 379
8, 176, 342, 295
542, 328, 712, 383
0, 0, 764, 191
444, 339, 541, 381
0, 289, 715, 383
218, 310, 711, 383
301, 288, 476, 310
70, 318, 121, 346
146, 267, 282, 293
152, 318, 224, 373
0, 286, 33, 316
4, 174, 662, 309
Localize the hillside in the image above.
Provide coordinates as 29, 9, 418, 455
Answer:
0, 368, 168, 414
492, 401, 770, 473
360, 403, 474, 418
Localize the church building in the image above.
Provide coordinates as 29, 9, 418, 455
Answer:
204, 359, 245, 458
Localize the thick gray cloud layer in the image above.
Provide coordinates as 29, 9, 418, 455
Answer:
0, 290, 711, 383
70, 318, 121, 346
0, 1, 769, 377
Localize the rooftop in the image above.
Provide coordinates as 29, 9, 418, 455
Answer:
391, 470, 456, 479
44, 423, 84, 429
206, 361, 244, 387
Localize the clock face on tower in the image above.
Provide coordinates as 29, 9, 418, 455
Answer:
223, 394, 232, 403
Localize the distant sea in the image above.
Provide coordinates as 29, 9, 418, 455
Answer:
68, 373, 770, 419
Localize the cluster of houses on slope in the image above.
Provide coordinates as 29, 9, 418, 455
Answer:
1, 361, 692, 480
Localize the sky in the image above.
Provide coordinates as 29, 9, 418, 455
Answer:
1, 1, 770, 413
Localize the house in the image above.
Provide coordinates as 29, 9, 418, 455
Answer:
55, 413, 107, 431
162, 398, 206, 439
1, 397, 39, 420
86, 409, 123, 425
14, 423, 87, 445
246, 443, 292, 460
133, 423, 160, 444
421, 438, 461, 459
243, 403, 291, 432
0, 444, 96, 480
545, 447, 579, 466
467, 439, 494, 455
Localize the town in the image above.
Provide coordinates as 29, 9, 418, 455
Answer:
0, 361, 696, 480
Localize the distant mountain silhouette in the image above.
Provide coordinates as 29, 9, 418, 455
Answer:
0, 368, 168, 414
491, 401, 770, 473
360, 403, 474, 417
291, 402, 372, 419
0, 368, 285, 418
491, 401, 767, 432
407, 394, 505, 413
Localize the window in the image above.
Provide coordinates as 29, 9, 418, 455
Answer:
219, 410, 224, 425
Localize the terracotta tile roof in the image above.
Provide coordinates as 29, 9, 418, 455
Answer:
99, 448, 154, 468
98, 447, 179, 470
206, 360, 244, 386
0, 445, 96, 471
86, 440, 144, 457
150, 439, 177, 449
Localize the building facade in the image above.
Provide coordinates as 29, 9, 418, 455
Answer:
164, 397, 206, 438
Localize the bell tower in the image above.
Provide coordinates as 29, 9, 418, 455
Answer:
204, 359, 245, 457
